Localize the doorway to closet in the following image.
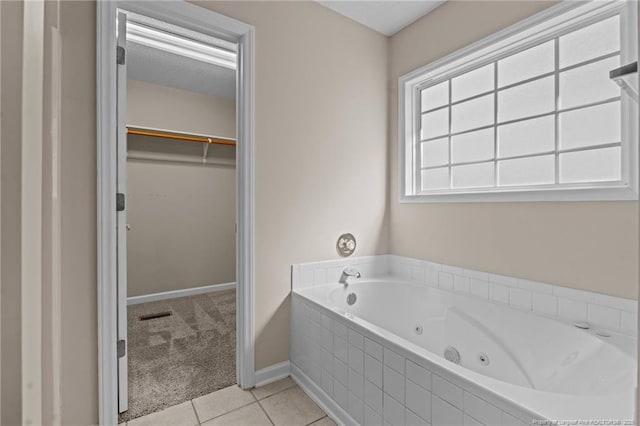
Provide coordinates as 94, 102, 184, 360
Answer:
97, 3, 255, 423
100, 6, 252, 423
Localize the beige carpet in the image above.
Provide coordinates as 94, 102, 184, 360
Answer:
118, 290, 236, 423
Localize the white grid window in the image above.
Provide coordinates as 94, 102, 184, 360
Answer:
400, 1, 638, 202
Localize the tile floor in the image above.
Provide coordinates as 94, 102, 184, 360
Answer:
120, 377, 336, 426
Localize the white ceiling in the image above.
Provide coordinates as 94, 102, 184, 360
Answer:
316, 0, 446, 36
127, 41, 236, 100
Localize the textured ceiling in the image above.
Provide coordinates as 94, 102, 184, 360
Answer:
316, 0, 446, 36
127, 41, 236, 100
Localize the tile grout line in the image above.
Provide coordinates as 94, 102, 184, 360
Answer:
251, 381, 297, 402
257, 402, 276, 425
251, 388, 277, 426
193, 385, 257, 425
195, 399, 257, 425
194, 380, 297, 425
250, 376, 298, 401
305, 415, 329, 426
190, 399, 202, 426
251, 380, 303, 426
255, 382, 328, 426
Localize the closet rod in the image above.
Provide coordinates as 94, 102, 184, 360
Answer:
127, 127, 236, 147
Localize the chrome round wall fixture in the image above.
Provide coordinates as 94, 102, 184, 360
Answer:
478, 353, 490, 366
444, 346, 460, 364
347, 293, 357, 306
336, 233, 356, 257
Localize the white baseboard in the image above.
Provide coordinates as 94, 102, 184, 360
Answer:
254, 361, 291, 388
127, 282, 236, 305
290, 364, 355, 426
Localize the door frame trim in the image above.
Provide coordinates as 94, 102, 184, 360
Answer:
96, 2, 255, 424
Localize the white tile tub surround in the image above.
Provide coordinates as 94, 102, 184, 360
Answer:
290, 294, 538, 426
292, 255, 389, 290
292, 255, 637, 337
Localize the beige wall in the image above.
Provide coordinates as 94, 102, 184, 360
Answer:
127, 80, 236, 138
389, 1, 640, 300
127, 139, 237, 297
1, 2, 23, 424
126, 82, 236, 297
58, 1, 99, 424
194, 1, 389, 369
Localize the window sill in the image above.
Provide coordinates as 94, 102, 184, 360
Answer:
400, 185, 639, 203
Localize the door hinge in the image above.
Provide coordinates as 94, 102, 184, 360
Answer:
117, 339, 126, 358
116, 193, 125, 211
116, 46, 125, 65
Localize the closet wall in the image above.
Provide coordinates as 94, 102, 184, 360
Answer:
126, 80, 236, 297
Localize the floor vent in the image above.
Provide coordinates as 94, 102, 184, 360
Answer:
139, 311, 172, 321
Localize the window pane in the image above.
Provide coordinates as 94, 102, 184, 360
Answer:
559, 15, 620, 68
421, 108, 449, 140
498, 76, 554, 122
421, 81, 449, 112
421, 167, 450, 190
559, 56, 620, 109
498, 115, 555, 158
559, 101, 621, 150
421, 138, 449, 167
451, 128, 494, 164
498, 155, 555, 186
498, 40, 555, 87
452, 63, 494, 102
451, 94, 494, 133
451, 162, 494, 188
559, 146, 621, 183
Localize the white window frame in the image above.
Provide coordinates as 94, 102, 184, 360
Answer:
399, 0, 638, 203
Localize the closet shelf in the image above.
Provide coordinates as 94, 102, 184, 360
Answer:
127, 126, 236, 147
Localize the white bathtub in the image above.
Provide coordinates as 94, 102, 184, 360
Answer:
291, 278, 637, 424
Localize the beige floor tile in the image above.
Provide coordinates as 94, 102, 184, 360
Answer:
251, 377, 296, 400
193, 384, 256, 423
201, 402, 272, 426
309, 417, 336, 426
259, 386, 325, 426
128, 401, 197, 426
